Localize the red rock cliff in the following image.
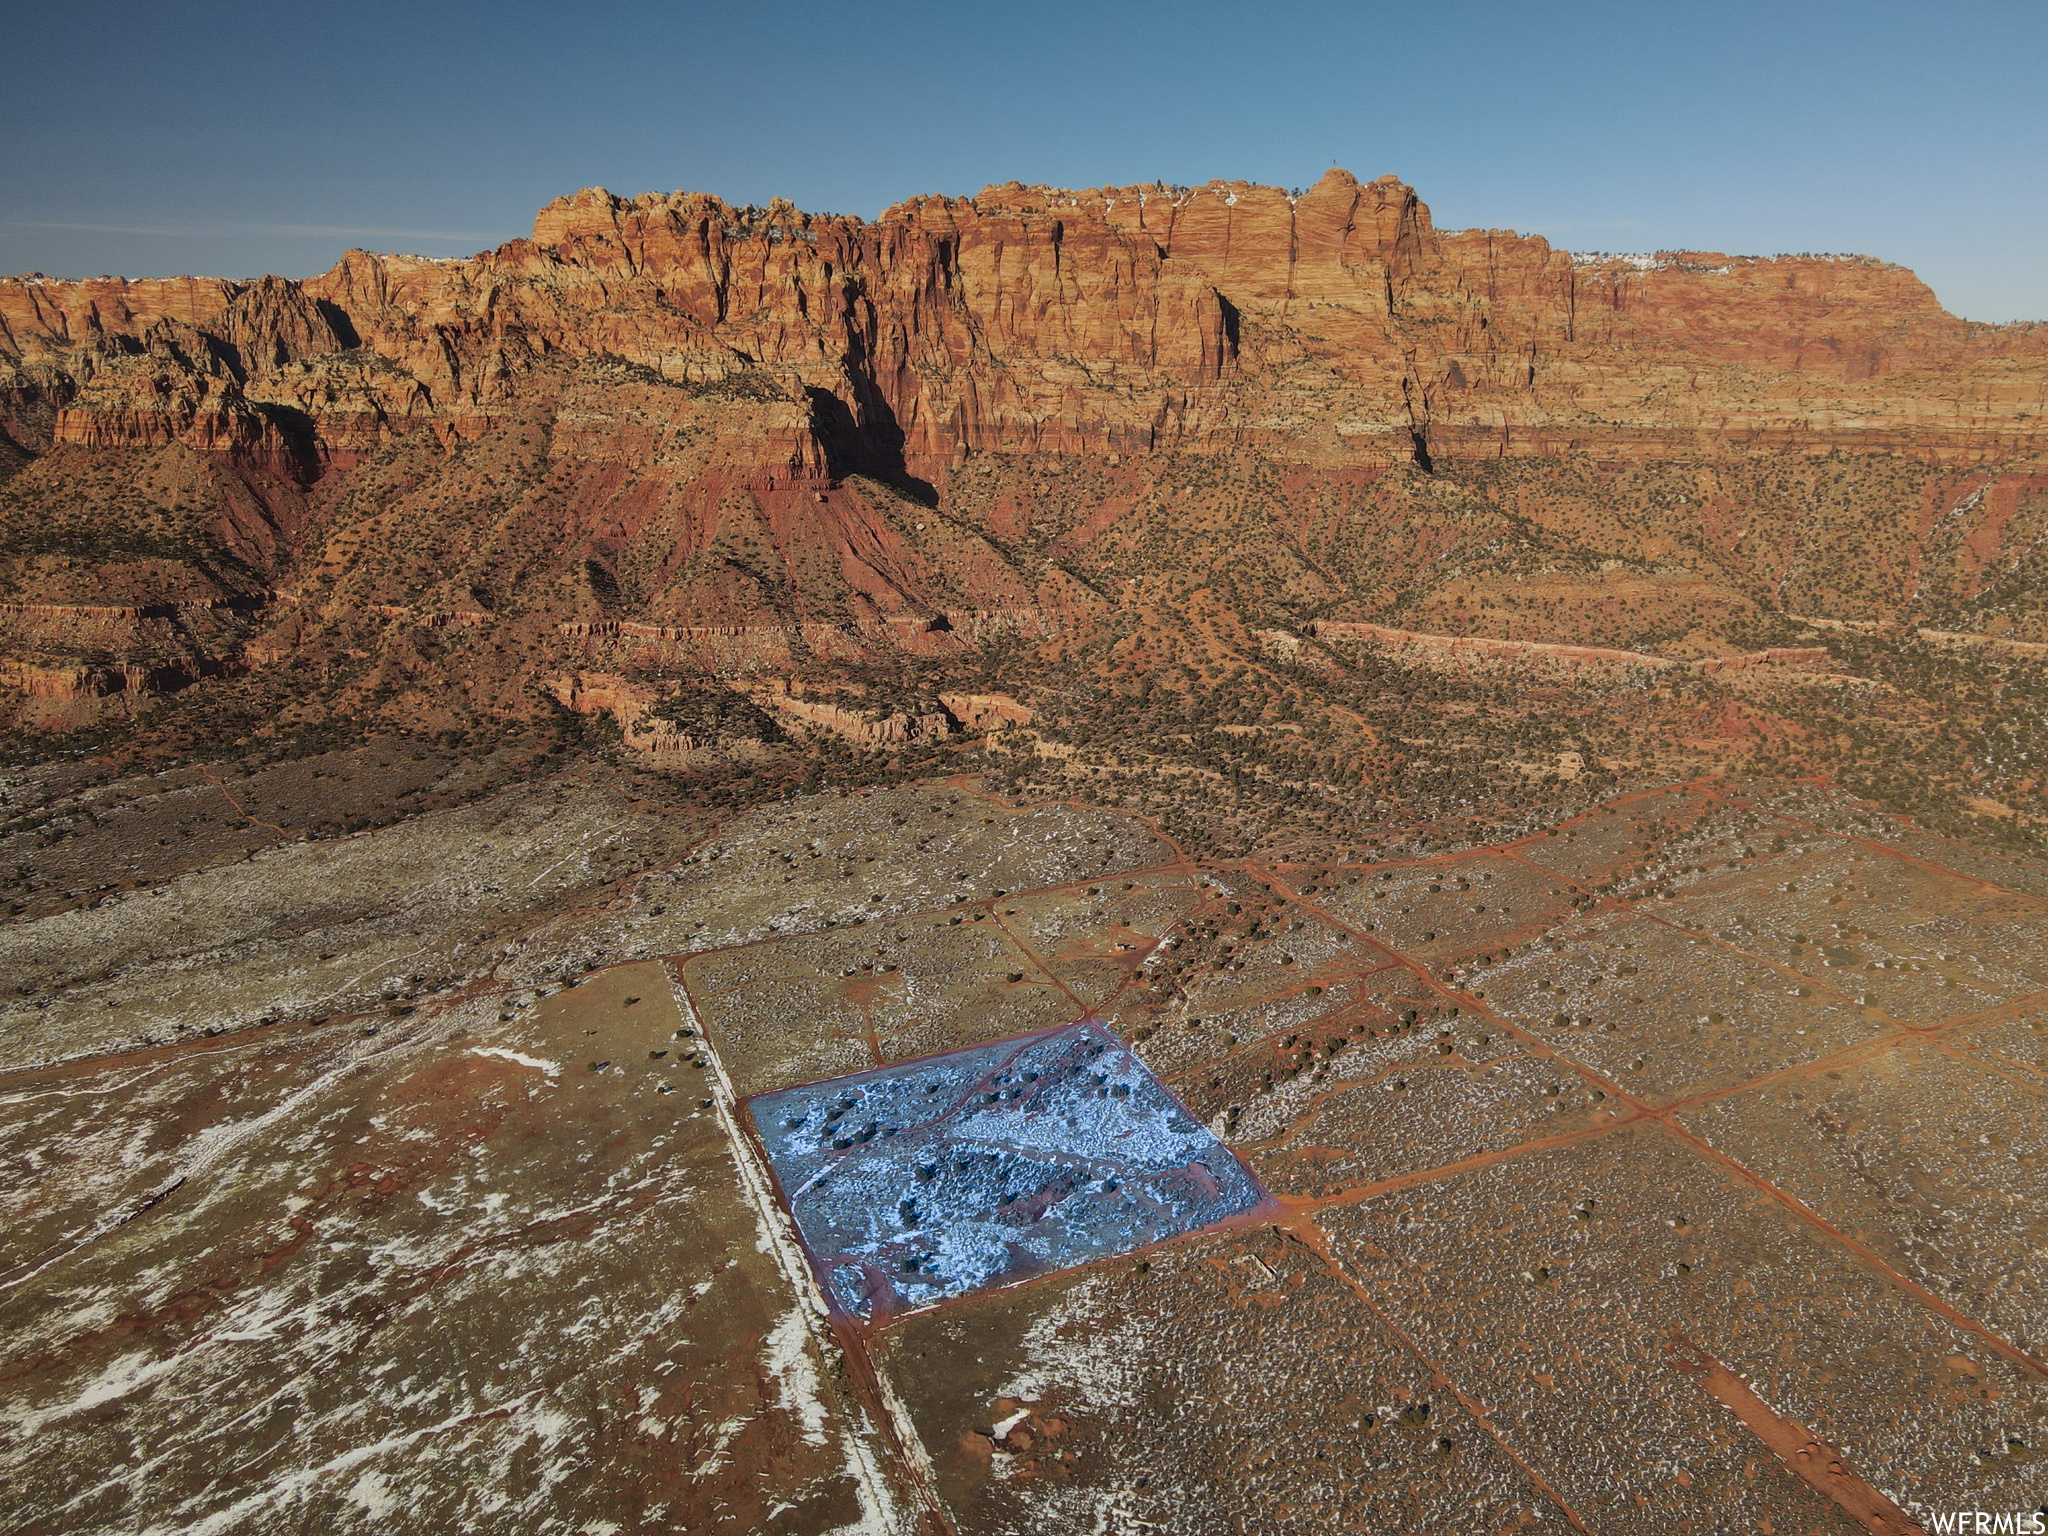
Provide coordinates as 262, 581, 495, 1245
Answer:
5, 169, 2041, 480
2, 170, 2044, 730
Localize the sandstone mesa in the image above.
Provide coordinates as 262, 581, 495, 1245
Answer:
0, 167, 2041, 732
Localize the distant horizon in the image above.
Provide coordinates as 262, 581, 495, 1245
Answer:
3, 0, 2041, 322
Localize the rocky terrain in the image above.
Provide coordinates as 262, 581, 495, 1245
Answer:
0, 171, 2043, 862
0, 173, 2040, 821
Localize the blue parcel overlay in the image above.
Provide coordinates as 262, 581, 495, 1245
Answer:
748, 1020, 1270, 1319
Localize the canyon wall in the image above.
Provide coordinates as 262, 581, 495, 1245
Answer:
1, 170, 2043, 729
6, 168, 2043, 481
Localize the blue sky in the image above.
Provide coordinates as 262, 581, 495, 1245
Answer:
3, 0, 2041, 321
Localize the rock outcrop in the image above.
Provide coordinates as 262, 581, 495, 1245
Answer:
9, 169, 2040, 480
1309, 619, 1678, 672
2, 169, 2044, 732
756, 679, 959, 747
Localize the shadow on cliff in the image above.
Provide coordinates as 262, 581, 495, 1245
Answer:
805, 387, 938, 506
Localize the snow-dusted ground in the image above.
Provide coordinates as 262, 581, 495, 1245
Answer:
6, 773, 2048, 1531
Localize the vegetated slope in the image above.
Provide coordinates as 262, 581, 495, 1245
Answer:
0, 170, 2043, 850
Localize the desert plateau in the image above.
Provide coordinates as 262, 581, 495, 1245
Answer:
1, 157, 2045, 1535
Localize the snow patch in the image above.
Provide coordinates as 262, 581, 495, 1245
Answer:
346, 1469, 398, 1518
760, 1306, 831, 1448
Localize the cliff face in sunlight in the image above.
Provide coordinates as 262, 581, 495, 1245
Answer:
0, 168, 2042, 731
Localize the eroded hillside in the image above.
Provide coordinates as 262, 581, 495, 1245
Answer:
0, 171, 2042, 857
